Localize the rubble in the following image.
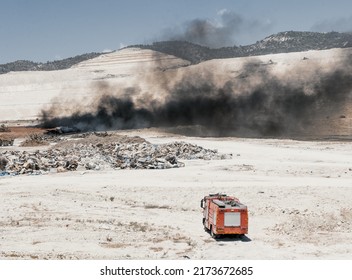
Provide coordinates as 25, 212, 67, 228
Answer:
20, 134, 49, 147
0, 135, 231, 176
0, 138, 14, 147
0, 156, 8, 170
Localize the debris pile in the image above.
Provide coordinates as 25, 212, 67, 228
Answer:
0, 138, 14, 147
20, 134, 49, 147
157, 141, 228, 160
0, 156, 8, 170
0, 135, 230, 175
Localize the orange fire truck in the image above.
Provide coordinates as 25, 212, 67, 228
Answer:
201, 193, 248, 238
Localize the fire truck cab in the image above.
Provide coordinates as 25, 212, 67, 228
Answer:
201, 193, 248, 238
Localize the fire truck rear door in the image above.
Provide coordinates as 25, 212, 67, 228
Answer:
224, 212, 241, 227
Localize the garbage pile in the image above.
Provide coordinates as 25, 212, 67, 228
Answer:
0, 135, 231, 175
0, 138, 14, 147
20, 134, 49, 147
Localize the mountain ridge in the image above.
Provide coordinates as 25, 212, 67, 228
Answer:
0, 52, 103, 75
1, 31, 352, 74
131, 31, 352, 64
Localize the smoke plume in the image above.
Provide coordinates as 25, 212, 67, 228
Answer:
40, 54, 352, 138
161, 10, 271, 48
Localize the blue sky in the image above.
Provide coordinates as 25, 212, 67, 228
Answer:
1, 0, 352, 63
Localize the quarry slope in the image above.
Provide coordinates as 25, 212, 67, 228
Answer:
0, 48, 190, 121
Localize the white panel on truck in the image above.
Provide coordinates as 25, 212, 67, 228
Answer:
224, 212, 241, 227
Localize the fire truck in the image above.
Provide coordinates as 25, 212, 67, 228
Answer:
201, 193, 248, 238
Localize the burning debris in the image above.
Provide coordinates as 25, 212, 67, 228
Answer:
45, 126, 81, 135
0, 134, 230, 175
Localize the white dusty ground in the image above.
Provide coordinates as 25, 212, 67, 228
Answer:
1, 47, 352, 259
1, 131, 352, 260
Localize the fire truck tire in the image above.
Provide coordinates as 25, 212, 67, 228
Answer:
202, 218, 208, 231
210, 227, 219, 239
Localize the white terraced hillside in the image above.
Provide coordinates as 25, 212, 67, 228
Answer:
0, 48, 189, 121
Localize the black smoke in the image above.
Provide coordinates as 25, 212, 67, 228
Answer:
40, 56, 352, 138
161, 10, 272, 48
174, 11, 242, 48
41, 95, 154, 131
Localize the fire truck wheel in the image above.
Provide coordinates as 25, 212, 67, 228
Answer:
210, 229, 219, 239
202, 218, 208, 231
238, 234, 246, 240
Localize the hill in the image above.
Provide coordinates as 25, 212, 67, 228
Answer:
0, 52, 103, 74
131, 31, 352, 64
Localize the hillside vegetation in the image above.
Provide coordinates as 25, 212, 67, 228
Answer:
132, 31, 352, 64
0, 52, 103, 74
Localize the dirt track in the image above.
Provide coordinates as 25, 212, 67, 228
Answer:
0, 125, 45, 139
